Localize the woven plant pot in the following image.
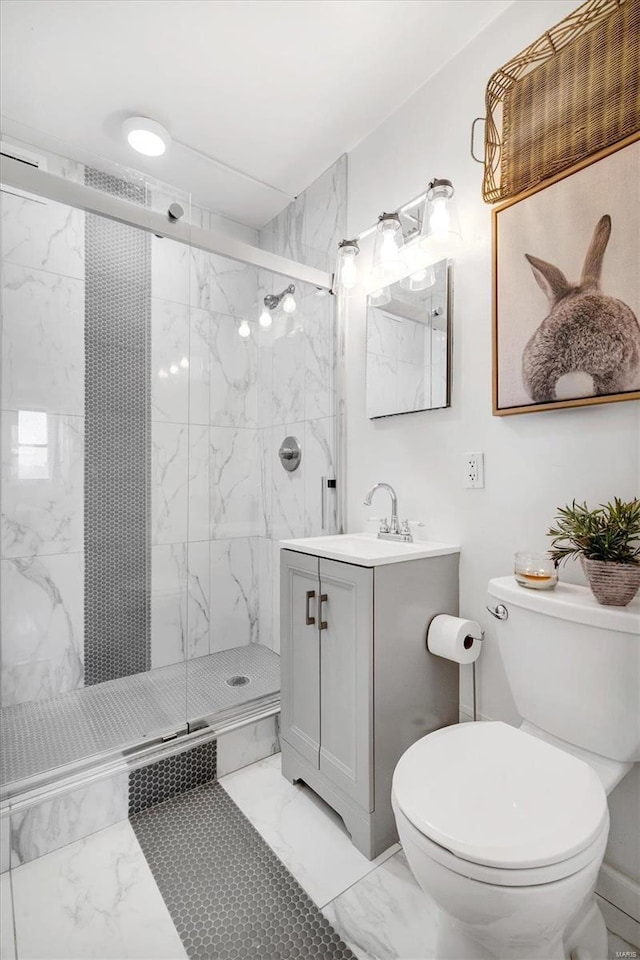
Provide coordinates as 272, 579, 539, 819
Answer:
581, 557, 640, 606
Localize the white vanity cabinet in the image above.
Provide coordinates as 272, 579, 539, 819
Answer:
280, 543, 460, 859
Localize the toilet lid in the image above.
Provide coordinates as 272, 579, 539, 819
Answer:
392, 722, 608, 869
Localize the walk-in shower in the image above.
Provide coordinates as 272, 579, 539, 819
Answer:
0, 138, 345, 841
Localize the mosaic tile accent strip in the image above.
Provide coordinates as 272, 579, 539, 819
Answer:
131, 781, 355, 960
1, 645, 279, 785
84, 168, 151, 685
128, 741, 217, 816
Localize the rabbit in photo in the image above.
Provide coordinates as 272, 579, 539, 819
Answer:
522, 214, 640, 403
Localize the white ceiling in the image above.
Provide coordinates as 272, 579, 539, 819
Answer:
0, 0, 511, 228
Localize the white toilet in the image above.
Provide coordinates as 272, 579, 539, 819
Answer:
392, 575, 639, 960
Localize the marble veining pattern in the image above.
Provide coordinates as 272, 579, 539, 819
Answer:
1, 552, 83, 708
9, 774, 129, 867
209, 537, 258, 650
209, 313, 258, 428
1, 411, 84, 558
151, 298, 190, 423
209, 427, 258, 539
219, 754, 399, 909
1, 262, 84, 415
1, 189, 84, 280
151, 421, 188, 545
10, 820, 188, 959
151, 543, 187, 669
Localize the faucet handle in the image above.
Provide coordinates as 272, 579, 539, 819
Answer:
368, 516, 389, 533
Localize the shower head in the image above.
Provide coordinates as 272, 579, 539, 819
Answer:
264, 284, 296, 312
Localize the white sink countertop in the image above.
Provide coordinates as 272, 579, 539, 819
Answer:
279, 533, 460, 567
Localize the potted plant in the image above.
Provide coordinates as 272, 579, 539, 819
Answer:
547, 497, 640, 606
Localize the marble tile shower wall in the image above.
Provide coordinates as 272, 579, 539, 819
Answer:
1, 156, 86, 709
257, 155, 347, 653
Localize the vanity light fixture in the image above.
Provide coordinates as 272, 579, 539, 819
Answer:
335, 239, 360, 291
372, 212, 405, 286
122, 116, 170, 157
263, 284, 296, 316
419, 178, 462, 255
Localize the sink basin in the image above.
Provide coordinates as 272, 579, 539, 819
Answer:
279, 533, 460, 567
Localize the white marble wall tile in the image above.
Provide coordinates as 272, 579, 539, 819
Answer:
2, 263, 84, 414
10, 819, 187, 960
303, 154, 347, 265
0, 873, 15, 960
187, 540, 210, 660
151, 421, 188, 545
190, 246, 211, 311
210, 255, 258, 317
209, 537, 258, 651
303, 292, 335, 421
257, 428, 272, 539
209, 427, 258, 539
189, 307, 211, 426
271, 324, 305, 426
1, 553, 83, 707
1, 816, 9, 874
151, 298, 190, 423
216, 717, 279, 778
187, 423, 210, 543
209, 314, 257, 428
1, 191, 84, 280
1, 411, 84, 558
257, 324, 273, 429
268, 195, 305, 262
304, 417, 337, 537
271, 422, 305, 540
367, 310, 397, 358
151, 543, 187, 669
322, 850, 438, 960
151, 234, 190, 305
10, 774, 128, 867
257, 537, 273, 650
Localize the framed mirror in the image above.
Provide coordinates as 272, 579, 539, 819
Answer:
365, 258, 452, 418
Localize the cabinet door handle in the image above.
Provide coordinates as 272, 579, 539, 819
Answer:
305, 590, 316, 626
319, 593, 328, 631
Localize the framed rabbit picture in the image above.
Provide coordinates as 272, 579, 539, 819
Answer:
492, 132, 640, 415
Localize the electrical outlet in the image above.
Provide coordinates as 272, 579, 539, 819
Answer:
464, 452, 485, 489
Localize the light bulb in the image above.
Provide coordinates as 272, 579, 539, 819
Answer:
169, 363, 179, 375
282, 292, 296, 314
180, 356, 189, 369
238, 318, 251, 339
381, 229, 400, 263
372, 213, 404, 286
259, 307, 272, 328
429, 197, 450, 237
340, 254, 358, 290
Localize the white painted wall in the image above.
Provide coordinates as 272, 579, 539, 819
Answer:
343, 0, 640, 904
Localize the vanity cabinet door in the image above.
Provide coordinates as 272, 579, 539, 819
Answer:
318, 558, 373, 811
281, 550, 321, 767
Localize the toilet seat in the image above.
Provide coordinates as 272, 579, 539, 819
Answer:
392, 721, 609, 883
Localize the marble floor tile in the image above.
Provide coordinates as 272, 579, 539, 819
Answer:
0, 873, 16, 960
219, 753, 399, 908
10, 819, 187, 959
323, 850, 438, 960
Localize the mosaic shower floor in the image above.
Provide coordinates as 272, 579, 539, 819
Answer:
1, 754, 635, 960
1, 645, 279, 786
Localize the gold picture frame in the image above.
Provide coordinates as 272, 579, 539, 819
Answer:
492, 132, 640, 416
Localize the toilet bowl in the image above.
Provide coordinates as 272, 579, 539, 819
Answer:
392, 721, 611, 960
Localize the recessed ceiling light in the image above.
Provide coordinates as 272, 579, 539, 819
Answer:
122, 116, 170, 157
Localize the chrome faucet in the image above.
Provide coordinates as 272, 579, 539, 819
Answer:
363, 483, 413, 542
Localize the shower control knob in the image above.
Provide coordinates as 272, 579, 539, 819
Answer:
278, 436, 302, 472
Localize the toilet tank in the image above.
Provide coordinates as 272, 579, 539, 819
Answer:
488, 577, 640, 763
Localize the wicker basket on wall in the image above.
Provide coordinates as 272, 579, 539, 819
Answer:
481, 0, 640, 204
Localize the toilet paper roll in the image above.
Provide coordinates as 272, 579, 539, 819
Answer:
427, 614, 483, 664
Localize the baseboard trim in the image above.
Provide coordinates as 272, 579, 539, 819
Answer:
596, 894, 640, 950
597, 861, 640, 925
